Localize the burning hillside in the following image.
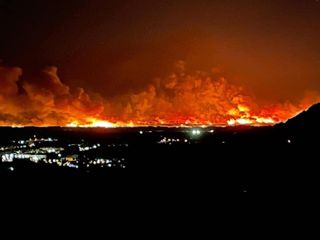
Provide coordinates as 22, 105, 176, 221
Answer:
0, 62, 318, 127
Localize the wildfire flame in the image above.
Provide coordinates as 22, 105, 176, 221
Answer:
1, 62, 319, 128
66, 118, 116, 128
226, 104, 276, 126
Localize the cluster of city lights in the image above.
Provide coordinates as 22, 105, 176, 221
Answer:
0, 135, 127, 171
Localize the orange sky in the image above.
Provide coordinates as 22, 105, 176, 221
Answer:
0, 0, 320, 126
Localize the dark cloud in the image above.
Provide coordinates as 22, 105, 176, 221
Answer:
0, 65, 104, 126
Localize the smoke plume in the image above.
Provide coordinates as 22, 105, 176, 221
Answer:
0, 65, 104, 126
0, 62, 319, 127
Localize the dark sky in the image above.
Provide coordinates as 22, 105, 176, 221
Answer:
1, 0, 320, 101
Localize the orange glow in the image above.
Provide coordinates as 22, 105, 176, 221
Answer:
227, 105, 277, 126
227, 118, 253, 126
1, 63, 319, 128
237, 104, 250, 113
86, 118, 116, 128
66, 121, 80, 128
67, 118, 116, 128
254, 117, 275, 124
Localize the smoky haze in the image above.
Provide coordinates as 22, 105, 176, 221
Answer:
1, 62, 319, 126
0, 0, 320, 125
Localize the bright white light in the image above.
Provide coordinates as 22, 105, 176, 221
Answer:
191, 129, 201, 136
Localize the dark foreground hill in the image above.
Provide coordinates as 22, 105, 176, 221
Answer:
281, 102, 320, 132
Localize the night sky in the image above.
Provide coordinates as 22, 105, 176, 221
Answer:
1, 0, 320, 102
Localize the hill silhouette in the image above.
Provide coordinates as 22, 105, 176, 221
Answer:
284, 102, 320, 129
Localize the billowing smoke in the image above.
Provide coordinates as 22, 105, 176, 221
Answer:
1, 62, 319, 127
105, 61, 320, 126
105, 61, 252, 125
0, 65, 104, 126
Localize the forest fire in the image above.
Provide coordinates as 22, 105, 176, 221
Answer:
226, 104, 276, 126
0, 63, 318, 128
